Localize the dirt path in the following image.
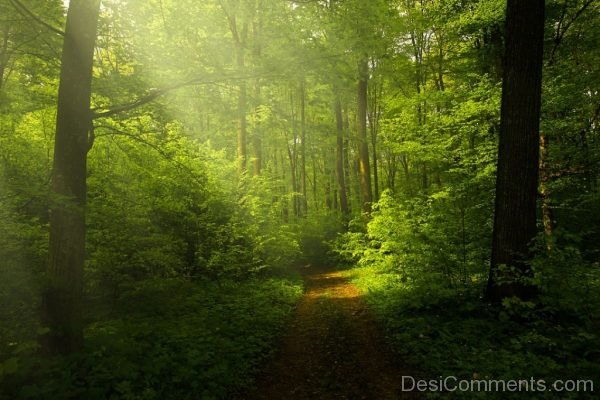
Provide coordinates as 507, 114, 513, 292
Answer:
241, 266, 420, 400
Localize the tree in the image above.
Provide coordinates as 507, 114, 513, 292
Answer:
42, 0, 101, 355
357, 57, 373, 213
485, 0, 545, 302
219, 0, 250, 171
335, 96, 350, 217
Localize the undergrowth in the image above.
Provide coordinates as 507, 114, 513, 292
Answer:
0, 274, 303, 400
343, 265, 599, 399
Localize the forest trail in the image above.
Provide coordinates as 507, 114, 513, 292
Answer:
241, 266, 420, 400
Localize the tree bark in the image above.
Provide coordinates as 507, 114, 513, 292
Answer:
485, 0, 545, 303
42, 0, 101, 355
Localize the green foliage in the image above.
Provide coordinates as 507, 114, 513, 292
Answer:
330, 1, 600, 397
2, 0, 600, 397
344, 265, 599, 399
0, 275, 303, 400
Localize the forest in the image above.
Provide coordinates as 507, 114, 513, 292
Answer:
0, 0, 599, 399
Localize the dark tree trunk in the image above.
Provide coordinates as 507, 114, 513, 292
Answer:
368, 76, 382, 202
335, 97, 350, 217
42, 0, 101, 355
357, 58, 372, 213
485, 0, 545, 303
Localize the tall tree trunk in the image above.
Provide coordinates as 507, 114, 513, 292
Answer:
222, 2, 249, 172
357, 58, 372, 213
0, 25, 11, 93
288, 150, 298, 218
485, 0, 545, 303
252, 79, 262, 175
280, 150, 289, 222
368, 74, 382, 202
42, 0, 101, 355
343, 104, 353, 213
299, 78, 307, 215
252, 4, 262, 175
236, 22, 248, 171
385, 153, 398, 192
436, 31, 445, 92
238, 84, 247, 171
288, 89, 300, 217
335, 97, 350, 217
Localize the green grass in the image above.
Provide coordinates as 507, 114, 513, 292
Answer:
0, 274, 303, 400
343, 265, 599, 399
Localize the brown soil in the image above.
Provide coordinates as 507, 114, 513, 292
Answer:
240, 266, 421, 400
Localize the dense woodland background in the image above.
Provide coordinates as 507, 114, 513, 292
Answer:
0, 0, 599, 399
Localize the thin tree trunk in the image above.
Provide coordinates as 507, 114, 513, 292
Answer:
0, 25, 11, 93
236, 22, 248, 171
252, 79, 262, 175
357, 58, 372, 213
385, 153, 398, 192
343, 105, 353, 213
288, 144, 299, 217
299, 77, 308, 215
485, 0, 545, 302
287, 88, 300, 217
252, 4, 262, 175
223, 4, 248, 172
280, 150, 289, 222
368, 74, 382, 202
42, 0, 101, 355
335, 97, 350, 217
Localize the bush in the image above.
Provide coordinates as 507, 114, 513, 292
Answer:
0, 275, 303, 400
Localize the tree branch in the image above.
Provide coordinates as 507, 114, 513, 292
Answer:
9, 0, 65, 36
91, 72, 281, 119
548, 0, 596, 65
94, 123, 206, 188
